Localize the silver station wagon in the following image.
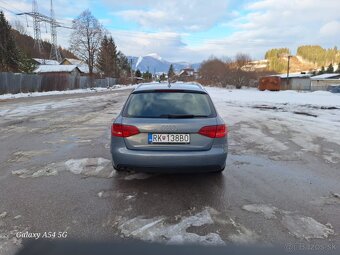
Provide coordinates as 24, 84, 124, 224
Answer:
110, 83, 228, 173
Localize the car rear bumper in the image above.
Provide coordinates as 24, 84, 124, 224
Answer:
111, 145, 227, 173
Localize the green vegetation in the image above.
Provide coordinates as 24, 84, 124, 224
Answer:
167, 64, 175, 79
264, 48, 290, 73
297, 45, 340, 66
326, 63, 334, 73
0, 11, 20, 72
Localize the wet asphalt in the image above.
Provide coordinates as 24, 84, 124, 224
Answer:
0, 89, 339, 254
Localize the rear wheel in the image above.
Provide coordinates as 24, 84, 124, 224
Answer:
112, 163, 124, 172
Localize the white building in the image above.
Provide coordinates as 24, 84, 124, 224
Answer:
311, 73, 340, 91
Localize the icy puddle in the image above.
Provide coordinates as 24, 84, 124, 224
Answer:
12, 158, 114, 178
7, 150, 52, 163
242, 204, 334, 240
11, 158, 156, 180
310, 192, 340, 206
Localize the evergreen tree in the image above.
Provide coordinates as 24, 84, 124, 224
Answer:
167, 64, 175, 79
116, 51, 131, 78
0, 11, 20, 72
18, 50, 36, 73
97, 35, 109, 75
326, 63, 334, 73
297, 45, 340, 66
318, 66, 325, 75
264, 48, 290, 73
135, 69, 141, 77
108, 36, 118, 77
97, 35, 118, 77
142, 71, 152, 81
159, 73, 166, 81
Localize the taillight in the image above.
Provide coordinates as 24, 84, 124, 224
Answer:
111, 124, 140, 137
198, 124, 227, 138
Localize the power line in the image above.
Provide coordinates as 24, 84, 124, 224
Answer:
0, 4, 18, 15
0, 0, 26, 13
49, 0, 61, 61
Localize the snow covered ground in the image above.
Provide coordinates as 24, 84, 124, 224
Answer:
1, 84, 340, 253
0, 85, 136, 100
206, 87, 340, 165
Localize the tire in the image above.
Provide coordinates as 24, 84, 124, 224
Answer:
213, 166, 225, 173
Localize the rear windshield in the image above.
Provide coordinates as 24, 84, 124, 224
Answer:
123, 91, 216, 118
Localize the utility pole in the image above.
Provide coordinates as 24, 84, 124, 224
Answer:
130, 59, 133, 84
49, 0, 61, 62
286, 55, 292, 88
32, 0, 43, 53
17, 0, 71, 60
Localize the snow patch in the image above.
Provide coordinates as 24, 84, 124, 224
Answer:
310, 192, 340, 206
242, 204, 335, 240
228, 218, 259, 245
242, 204, 278, 219
0, 85, 136, 100
64, 158, 113, 178
124, 173, 153, 180
125, 195, 135, 201
282, 214, 334, 240
12, 158, 114, 179
117, 208, 224, 245
12, 164, 58, 178
8, 150, 51, 163
136, 56, 143, 68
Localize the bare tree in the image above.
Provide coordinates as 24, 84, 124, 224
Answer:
198, 58, 229, 86
13, 20, 27, 35
235, 53, 252, 69
198, 56, 256, 88
69, 10, 103, 75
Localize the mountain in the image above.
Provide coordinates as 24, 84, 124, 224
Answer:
127, 53, 201, 73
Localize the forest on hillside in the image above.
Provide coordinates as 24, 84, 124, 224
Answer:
264, 48, 290, 73
265, 45, 340, 73
11, 30, 77, 60
297, 45, 340, 66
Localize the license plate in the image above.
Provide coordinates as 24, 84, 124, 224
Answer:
148, 133, 190, 144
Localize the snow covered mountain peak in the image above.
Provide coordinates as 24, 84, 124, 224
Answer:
145, 53, 163, 61
128, 54, 201, 73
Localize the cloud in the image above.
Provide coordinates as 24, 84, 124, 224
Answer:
195, 0, 340, 59
2, 0, 340, 62
106, 0, 340, 61
320, 21, 340, 37
111, 30, 190, 60
107, 0, 229, 32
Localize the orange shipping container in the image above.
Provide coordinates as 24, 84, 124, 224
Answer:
258, 76, 281, 91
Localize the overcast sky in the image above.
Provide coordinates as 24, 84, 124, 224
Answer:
1, 0, 340, 62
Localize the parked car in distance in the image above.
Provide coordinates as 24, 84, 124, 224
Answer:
110, 83, 228, 173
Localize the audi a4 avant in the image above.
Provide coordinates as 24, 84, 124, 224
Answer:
110, 83, 228, 173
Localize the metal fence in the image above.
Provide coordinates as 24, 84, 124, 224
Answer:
0, 72, 117, 95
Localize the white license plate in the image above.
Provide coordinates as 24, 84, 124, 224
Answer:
148, 133, 190, 144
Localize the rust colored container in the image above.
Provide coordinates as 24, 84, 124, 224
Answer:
258, 76, 281, 91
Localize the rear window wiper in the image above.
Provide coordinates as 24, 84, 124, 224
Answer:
159, 114, 209, 118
